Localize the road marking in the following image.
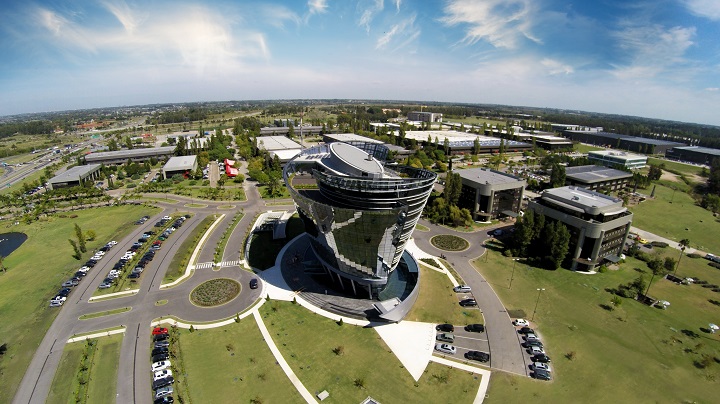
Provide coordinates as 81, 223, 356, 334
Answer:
455, 335, 488, 342
195, 262, 214, 269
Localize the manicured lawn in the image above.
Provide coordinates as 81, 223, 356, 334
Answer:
260, 302, 481, 403
648, 157, 705, 177
473, 249, 720, 403
257, 185, 291, 199
46, 341, 84, 404
163, 215, 216, 283
629, 183, 719, 253
85, 335, 122, 403
247, 216, 305, 270
0, 205, 157, 403
177, 318, 303, 403
431, 234, 469, 251
406, 265, 482, 324
78, 307, 131, 320
573, 143, 605, 153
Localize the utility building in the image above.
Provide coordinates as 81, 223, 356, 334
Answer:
162, 155, 197, 179
528, 186, 633, 271
456, 168, 525, 221
48, 164, 102, 189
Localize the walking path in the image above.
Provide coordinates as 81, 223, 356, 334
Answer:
631, 226, 699, 254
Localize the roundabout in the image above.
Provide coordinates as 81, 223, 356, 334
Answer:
189, 278, 241, 307
430, 234, 470, 251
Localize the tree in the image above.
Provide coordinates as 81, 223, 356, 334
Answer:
85, 229, 96, 241
647, 165, 662, 181
0, 255, 6, 273
545, 221, 571, 269
550, 164, 566, 188
675, 239, 690, 274
68, 239, 81, 260
444, 172, 462, 206
174, 136, 187, 156
107, 138, 119, 151
74, 224, 86, 253
472, 137, 480, 155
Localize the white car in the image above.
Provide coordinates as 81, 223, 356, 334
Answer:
151, 360, 171, 372
453, 285, 472, 293
153, 369, 173, 381
78, 266, 91, 273
108, 240, 118, 246
91, 255, 104, 261
434, 343, 457, 355
532, 362, 551, 372
162, 216, 172, 220
94, 250, 105, 256
49, 300, 64, 307
529, 346, 545, 355
513, 318, 529, 327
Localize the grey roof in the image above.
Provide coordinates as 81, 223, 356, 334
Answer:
456, 167, 523, 185
587, 150, 646, 160
543, 186, 622, 209
621, 137, 686, 146
163, 155, 197, 171
257, 136, 302, 151
566, 131, 628, 139
84, 146, 175, 162
565, 165, 632, 183
671, 146, 720, 156
325, 133, 384, 144
327, 142, 384, 175
49, 164, 101, 184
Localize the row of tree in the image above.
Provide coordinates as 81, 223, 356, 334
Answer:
507, 210, 571, 270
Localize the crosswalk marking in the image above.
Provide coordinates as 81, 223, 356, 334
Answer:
195, 262, 214, 269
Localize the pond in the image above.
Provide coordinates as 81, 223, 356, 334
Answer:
0, 232, 28, 257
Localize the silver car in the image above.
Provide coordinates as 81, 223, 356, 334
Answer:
434, 343, 457, 355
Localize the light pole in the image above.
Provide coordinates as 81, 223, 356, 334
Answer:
531, 288, 545, 321
509, 258, 520, 289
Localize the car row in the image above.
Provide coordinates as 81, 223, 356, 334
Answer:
433, 323, 490, 362
151, 327, 174, 401
52, 240, 117, 306
514, 318, 553, 381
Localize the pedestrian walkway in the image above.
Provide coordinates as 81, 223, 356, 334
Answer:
430, 356, 491, 404
216, 260, 243, 267
631, 226, 699, 254
194, 262, 214, 269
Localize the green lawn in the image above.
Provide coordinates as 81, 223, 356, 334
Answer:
163, 215, 216, 283
573, 143, 605, 153
473, 250, 720, 403
46, 334, 123, 404
406, 265, 482, 324
648, 157, 705, 177
629, 183, 719, 253
260, 302, 481, 404
78, 307, 131, 320
177, 318, 304, 403
0, 205, 157, 403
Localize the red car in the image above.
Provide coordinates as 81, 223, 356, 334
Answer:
152, 327, 168, 335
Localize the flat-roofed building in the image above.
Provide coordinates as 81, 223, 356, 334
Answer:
528, 186, 633, 271
666, 146, 720, 165
48, 164, 102, 189
323, 133, 384, 144
402, 130, 532, 154
162, 155, 197, 179
456, 168, 525, 220
257, 135, 303, 163
83, 146, 176, 165
515, 133, 574, 150
259, 126, 323, 136
587, 150, 647, 169
565, 165, 632, 192
563, 130, 686, 155
407, 111, 443, 122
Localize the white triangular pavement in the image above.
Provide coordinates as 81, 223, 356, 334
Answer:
374, 321, 436, 381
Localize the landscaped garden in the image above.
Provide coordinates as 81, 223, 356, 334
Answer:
190, 278, 241, 307
163, 215, 217, 283
406, 264, 482, 325
260, 301, 482, 403
0, 205, 156, 403
430, 234, 469, 251
473, 246, 720, 403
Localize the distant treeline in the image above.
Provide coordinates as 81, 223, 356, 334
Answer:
0, 120, 55, 138
151, 108, 208, 124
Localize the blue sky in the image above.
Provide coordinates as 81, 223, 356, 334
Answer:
1, 0, 719, 125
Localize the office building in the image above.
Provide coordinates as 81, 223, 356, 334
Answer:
587, 150, 647, 169
162, 155, 197, 179
407, 111, 443, 122
565, 165, 633, 192
456, 168, 525, 220
48, 164, 102, 189
528, 186, 633, 271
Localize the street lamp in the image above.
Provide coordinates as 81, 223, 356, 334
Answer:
509, 258, 520, 289
531, 288, 545, 321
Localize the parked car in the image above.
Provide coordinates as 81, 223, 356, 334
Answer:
459, 299, 477, 307
453, 285, 471, 293
98, 282, 112, 289
532, 362, 551, 372
518, 327, 535, 334
528, 346, 545, 355
532, 368, 551, 381
522, 340, 544, 349
57, 288, 72, 297
436, 333, 454, 343
152, 347, 169, 356
49, 300, 64, 307
154, 341, 170, 348
464, 324, 485, 333
154, 369, 173, 381
152, 353, 169, 363
532, 354, 552, 363
513, 318, 529, 327
436, 323, 454, 332
62, 279, 79, 287
434, 343, 456, 355
152, 376, 174, 390
153, 333, 169, 342
249, 278, 258, 289
152, 360, 171, 372
154, 385, 173, 398
128, 273, 141, 279
524, 333, 539, 341
152, 327, 169, 335
465, 350, 490, 362
154, 397, 174, 404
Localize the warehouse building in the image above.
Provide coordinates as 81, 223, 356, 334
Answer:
48, 164, 102, 189
83, 146, 176, 165
257, 135, 303, 163
407, 111, 443, 122
562, 130, 686, 155
666, 146, 720, 165
162, 155, 197, 179
565, 165, 633, 192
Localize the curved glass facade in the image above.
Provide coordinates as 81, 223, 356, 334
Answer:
283, 142, 436, 298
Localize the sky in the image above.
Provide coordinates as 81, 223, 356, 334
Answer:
1, 0, 719, 125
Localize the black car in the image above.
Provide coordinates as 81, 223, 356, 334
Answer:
128, 273, 141, 279
153, 333, 169, 342
99, 246, 110, 252
152, 353, 169, 363
522, 340, 544, 349
154, 341, 170, 349
249, 279, 258, 289
57, 288, 72, 297
532, 354, 552, 363
518, 327, 535, 334
465, 324, 485, 333
465, 350, 490, 362
154, 397, 174, 404
84, 260, 97, 267
532, 369, 551, 381
459, 299, 477, 307
152, 376, 174, 390
74, 271, 87, 278
152, 347, 169, 356
113, 263, 125, 270
436, 323, 454, 332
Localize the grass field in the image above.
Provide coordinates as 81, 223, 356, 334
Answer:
78, 307, 131, 320
629, 183, 720, 253
46, 334, 122, 404
163, 215, 216, 283
178, 317, 304, 403
260, 301, 482, 404
648, 157, 705, 177
573, 143, 605, 153
473, 249, 720, 403
0, 205, 157, 403
406, 265, 482, 324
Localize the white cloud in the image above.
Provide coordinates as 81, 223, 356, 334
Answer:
440, 0, 540, 49
376, 14, 419, 50
359, 0, 384, 33
103, 0, 139, 33
308, 0, 328, 15
259, 4, 301, 29
394, 0, 402, 12
706, 87, 720, 91
540, 58, 574, 75
683, 0, 720, 21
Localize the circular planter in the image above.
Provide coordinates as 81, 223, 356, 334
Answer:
430, 234, 469, 251
190, 278, 241, 307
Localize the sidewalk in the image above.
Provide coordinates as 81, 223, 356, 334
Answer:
631, 227, 699, 254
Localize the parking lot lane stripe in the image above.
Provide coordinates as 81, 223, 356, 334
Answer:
455, 335, 488, 342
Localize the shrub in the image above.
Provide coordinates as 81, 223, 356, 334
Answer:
565, 351, 576, 360
709, 262, 720, 270
650, 241, 668, 248
332, 346, 345, 356
598, 265, 608, 273
189, 325, 195, 333
687, 253, 702, 259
